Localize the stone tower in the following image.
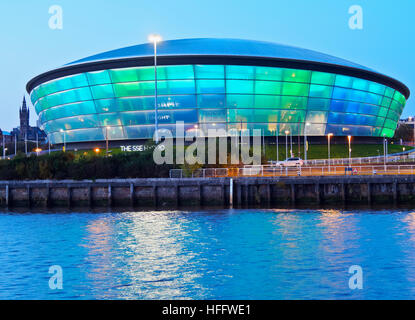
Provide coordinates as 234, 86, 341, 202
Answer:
19, 96, 29, 139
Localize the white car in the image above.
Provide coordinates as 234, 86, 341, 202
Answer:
277, 157, 304, 167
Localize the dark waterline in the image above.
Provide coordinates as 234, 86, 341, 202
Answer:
1, 208, 415, 300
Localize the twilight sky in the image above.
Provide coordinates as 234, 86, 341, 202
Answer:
0, 0, 414, 130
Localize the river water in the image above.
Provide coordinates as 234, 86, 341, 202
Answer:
1, 208, 415, 300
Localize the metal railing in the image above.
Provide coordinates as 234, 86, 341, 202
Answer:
170, 164, 415, 178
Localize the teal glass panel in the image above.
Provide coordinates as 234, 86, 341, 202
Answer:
87, 70, 111, 85
106, 126, 126, 140
226, 80, 254, 94
375, 117, 385, 127
309, 84, 333, 98
387, 109, 400, 122
255, 67, 283, 81
384, 87, 395, 98
252, 109, 278, 123
91, 84, 114, 100
41, 87, 92, 110
94, 99, 121, 113
277, 110, 305, 123
282, 69, 311, 83
195, 65, 224, 79
98, 113, 122, 126
351, 78, 369, 92
368, 82, 386, 95
113, 82, 154, 97
157, 65, 194, 80
197, 95, 226, 108
196, 80, 225, 94
255, 81, 282, 95
377, 107, 388, 118
306, 124, 326, 136
157, 95, 196, 109
305, 111, 328, 123
227, 95, 254, 108
44, 114, 99, 132
68, 128, 105, 143
389, 100, 401, 112
124, 125, 154, 139
307, 98, 331, 111
157, 80, 195, 95
39, 101, 97, 122
33, 74, 89, 101
226, 66, 255, 80
282, 82, 309, 96
311, 72, 335, 85
335, 75, 353, 88
199, 109, 227, 123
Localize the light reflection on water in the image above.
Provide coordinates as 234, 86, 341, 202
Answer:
0, 209, 415, 299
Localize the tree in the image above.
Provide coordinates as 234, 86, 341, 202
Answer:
394, 124, 413, 143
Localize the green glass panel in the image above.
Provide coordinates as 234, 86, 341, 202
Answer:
384, 119, 398, 130
87, 70, 111, 85
95, 99, 121, 113
255, 81, 282, 95
255, 67, 283, 81
226, 66, 255, 80
196, 79, 225, 94
157, 65, 194, 80
381, 97, 392, 108
387, 109, 400, 122
375, 117, 385, 127
281, 96, 308, 109
282, 82, 309, 96
195, 65, 224, 79
311, 72, 335, 85
113, 82, 154, 97
110, 68, 140, 83
351, 78, 369, 91
227, 94, 254, 108
389, 100, 401, 112
197, 95, 226, 108
309, 84, 333, 98
253, 109, 278, 122
282, 69, 310, 83
227, 109, 254, 122
381, 127, 395, 138
254, 95, 280, 109
377, 107, 388, 118
226, 80, 254, 94
91, 84, 114, 99
393, 91, 406, 105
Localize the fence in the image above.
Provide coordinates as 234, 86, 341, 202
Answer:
170, 164, 415, 178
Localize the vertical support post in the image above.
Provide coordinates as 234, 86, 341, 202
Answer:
291, 184, 296, 205
229, 178, 233, 207
367, 183, 372, 205
245, 183, 249, 206
266, 184, 271, 207
315, 183, 321, 205
108, 185, 112, 207
393, 181, 398, 205
5, 184, 9, 208
27, 185, 31, 208
237, 183, 242, 207
130, 183, 135, 207
153, 186, 157, 207
88, 186, 93, 207
67, 185, 72, 208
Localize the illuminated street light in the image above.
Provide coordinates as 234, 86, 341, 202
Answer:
60, 129, 66, 152
285, 130, 290, 160
148, 34, 162, 143
348, 135, 352, 167
106, 126, 110, 156
304, 122, 311, 161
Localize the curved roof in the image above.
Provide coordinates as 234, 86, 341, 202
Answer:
68, 38, 373, 71
27, 38, 410, 98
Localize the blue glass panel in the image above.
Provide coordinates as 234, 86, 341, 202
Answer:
198, 94, 226, 108
199, 109, 227, 123
195, 65, 224, 79
196, 80, 225, 94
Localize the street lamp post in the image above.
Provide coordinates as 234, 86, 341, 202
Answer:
383, 134, 387, 171
304, 122, 310, 161
60, 129, 66, 152
348, 135, 352, 167
48, 134, 51, 155
327, 133, 333, 172
106, 126, 110, 156
290, 131, 293, 158
276, 125, 279, 163
2, 135, 5, 160
149, 34, 162, 143
285, 130, 289, 160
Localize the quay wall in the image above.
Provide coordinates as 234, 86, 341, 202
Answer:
0, 176, 415, 209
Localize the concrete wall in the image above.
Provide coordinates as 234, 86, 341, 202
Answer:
0, 176, 415, 209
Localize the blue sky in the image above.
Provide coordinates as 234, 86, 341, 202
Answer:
0, 0, 414, 130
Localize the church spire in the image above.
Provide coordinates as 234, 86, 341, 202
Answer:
21, 96, 27, 111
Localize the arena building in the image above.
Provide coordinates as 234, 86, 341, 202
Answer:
26, 38, 410, 147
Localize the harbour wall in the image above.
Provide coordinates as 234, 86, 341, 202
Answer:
1, 175, 415, 209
